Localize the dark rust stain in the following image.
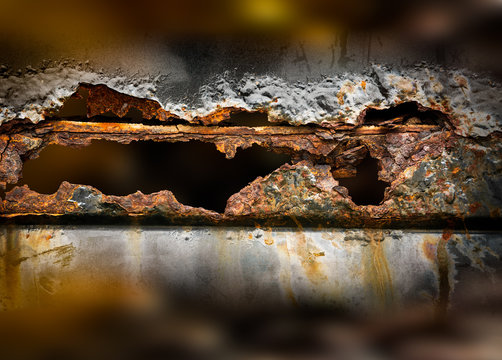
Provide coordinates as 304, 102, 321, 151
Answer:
82, 84, 177, 122
442, 228, 453, 242
436, 227, 453, 319
1, 226, 21, 309
422, 237, 437, 261
469, 202, 482, 214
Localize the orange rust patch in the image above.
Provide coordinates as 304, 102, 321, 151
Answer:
301, 254, 326, 284
290, 215, 328, 284
82, 84, 176, 122
362, 231, 394, 309
442, 228, 453, 242
469, 202, 482, 214
194, 107, 248, 125
422, 236, 438, 261
331, 167, 356, 178
336, 90, 345, 105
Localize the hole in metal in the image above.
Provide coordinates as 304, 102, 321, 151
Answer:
336, 156, 388, 205
364, 101, 447, 126
18, 140, 291, 213
52, 88, 186, 125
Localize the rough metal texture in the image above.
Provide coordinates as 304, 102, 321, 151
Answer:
1, 63, 500, 226
1, 65, 500, 137
0, 103, 500, 226
1, 60, 501, 313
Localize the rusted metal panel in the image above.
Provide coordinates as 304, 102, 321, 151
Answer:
0, 56, 501, 314
1, 66, 500, 136
0, 115, 499, 227
1, 61, 500, 226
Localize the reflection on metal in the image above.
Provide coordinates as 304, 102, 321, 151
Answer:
1, 226, 500, 312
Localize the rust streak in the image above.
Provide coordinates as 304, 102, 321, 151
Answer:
436, 228, 452, 319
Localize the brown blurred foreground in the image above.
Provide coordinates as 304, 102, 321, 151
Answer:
0, 271, 501, 360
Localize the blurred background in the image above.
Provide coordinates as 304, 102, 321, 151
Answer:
1, 0, 502, 81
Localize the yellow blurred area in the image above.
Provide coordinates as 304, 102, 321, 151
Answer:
1, 0, 500, 68
0, 0, 296, 39
235, 0, 299, 29
0, 0, 384, 48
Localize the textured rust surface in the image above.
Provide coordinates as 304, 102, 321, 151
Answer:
78, 84, 250, 126
52, 83, 455, 128
82, 84, 177, 121
0, 86, 500, 227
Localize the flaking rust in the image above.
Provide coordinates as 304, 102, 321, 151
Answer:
0, 78, 501, 227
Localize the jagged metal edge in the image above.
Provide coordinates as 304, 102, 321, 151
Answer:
1, 63, 500, 137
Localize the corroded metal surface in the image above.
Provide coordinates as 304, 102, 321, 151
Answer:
0, 109, 500, 226
0, 59, 500, 312
1, 5, 501, 357
1, 60, 500, 225
1, 66, 501, 137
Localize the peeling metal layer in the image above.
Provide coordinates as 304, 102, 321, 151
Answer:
0, 67, 159, 124
1, 226, 500, 313
1, 61, 500, 225
1, 64, 501, 137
